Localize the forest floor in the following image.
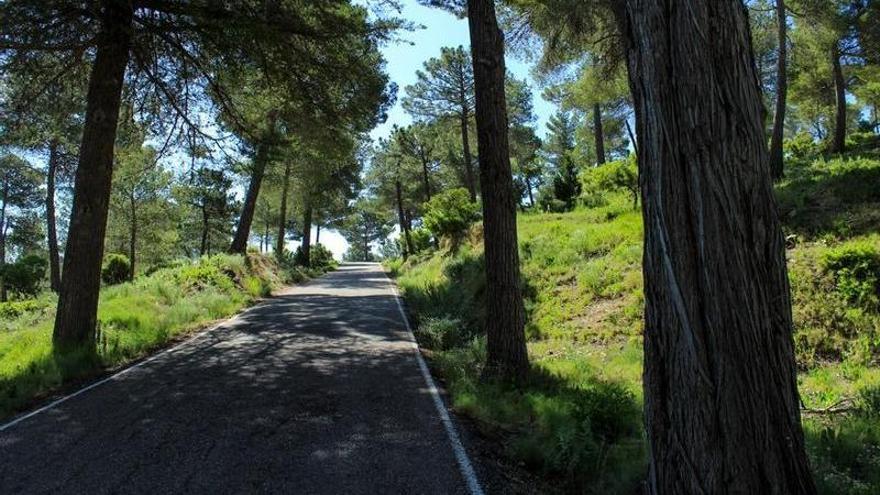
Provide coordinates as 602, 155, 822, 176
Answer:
389, 144, 880, 494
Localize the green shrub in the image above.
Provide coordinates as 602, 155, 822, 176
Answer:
1, 255, 47, 297
309, 243, 336, 270
173, 258, 236, 292
423, 188, 481, 243
416, 317, 468, 351
859, 384, 880, 417
101, 254, 131, 285
0, 299, 48, 319
822, 242, 880, 311
581, 155, 639, 210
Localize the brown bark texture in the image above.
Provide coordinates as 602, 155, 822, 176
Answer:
53, 0, 133, 351
616, 0, 817, 492
769, 0, 788, 180
230, 142, 269, 254
46, 140, 61, 292
467, 0, 529, 382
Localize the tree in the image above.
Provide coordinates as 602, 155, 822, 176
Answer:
1, 0, 398, 351
0, 153, 42, 302
422, 188, 480, 245
769, 0, 789, 180
174, 167, 236, 258
545, 110, 581, 211
403, 46, 478, 201
614, 0, 816, 491
466, 0, 529, 381
337, 199, 392, 262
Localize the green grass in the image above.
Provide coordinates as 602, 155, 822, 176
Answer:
391, 152, 880, 493
0, 253, 320, 418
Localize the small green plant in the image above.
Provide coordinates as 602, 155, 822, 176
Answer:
822, 242, 880, 311
0, 255, 47, 298
423, 188, 480, 245
416, 317, 467, 351
581, 156, 639, 210
101, 254, 131, 285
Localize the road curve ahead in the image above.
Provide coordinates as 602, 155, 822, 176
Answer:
0, 263, 479, 494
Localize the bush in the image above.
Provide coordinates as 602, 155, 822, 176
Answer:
1, 255, 47, 298
416, 317, 468, 351
0, 299, 47, 319
423, 188, 481, 243
101, 254, 131, 286
822, 242, 880, 311
581, 156, 639, 210
309, 243, 336, 270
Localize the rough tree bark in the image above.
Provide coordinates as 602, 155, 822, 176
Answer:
593, 103, 606, 165
769, 0, 788, 180
230, 141, 270, 254
53, 0, 133, 351
467, 0, 529, 382
301, 206, 312, 266
830, 43, 847, 154
46, 139, 61, 292
460, 105, 478, 202
395, 179, 413, 260
614, 1, 817, 492
276, 161, 291, 259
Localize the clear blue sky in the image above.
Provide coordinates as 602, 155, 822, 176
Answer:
370, 0, 555, 142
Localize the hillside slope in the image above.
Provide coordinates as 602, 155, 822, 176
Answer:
390, 152, 880, 494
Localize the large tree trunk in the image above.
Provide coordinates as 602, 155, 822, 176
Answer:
128, 194, 136, 281
467, 0, 529, 382
46, 139, 61, 292
830, 43, 847, 154
230, 142, 269, 254
53, 0, 133, 352
276, 162, 291, 259
395, 179, 413, 260
460, 106, 478, 202
615, 1, 816, 492
300, 206, 312, 266
593, 103, 606, 165
769, 0, 788, 180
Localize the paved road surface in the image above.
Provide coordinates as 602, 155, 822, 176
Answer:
0, 263, 484, 494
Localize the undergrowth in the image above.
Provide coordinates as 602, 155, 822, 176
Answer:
391, 153, 880, 494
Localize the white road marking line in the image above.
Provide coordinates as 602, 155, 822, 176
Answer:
381, 266, 486, 495
0, 303, 262, 433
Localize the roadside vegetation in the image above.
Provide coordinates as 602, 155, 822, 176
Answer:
0, 251, 335, 419
388, 140, 880, 493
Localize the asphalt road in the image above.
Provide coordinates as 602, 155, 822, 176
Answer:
0, 263, 485, 494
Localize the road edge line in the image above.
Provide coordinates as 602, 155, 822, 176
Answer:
0, 297, 272, 433
381, 267, 485, 495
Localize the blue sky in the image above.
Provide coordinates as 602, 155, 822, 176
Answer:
370, 0, 555, 141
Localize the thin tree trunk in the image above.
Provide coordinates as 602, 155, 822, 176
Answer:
593, 103, 606, 165
199, 205, 208, 256
128, 194, 136, 281
420, 152, 433, 202
53, 0, 133, 352
395, 179, 413, 260
769, 0, 788, 180
316, 224, 321, 244
830, 43, 847, 153
0, 181, 7, 303
467, 0, 529, 382
46, 139, 61, 292
276, 162, 291, 259
625, 118, 639, 155
460, 107, 478, 202
615, 0, 816, 492
230, 140, 270, 254
301, 206, 312, 266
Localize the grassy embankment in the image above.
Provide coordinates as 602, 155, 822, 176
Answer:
0, 253, 330, 419
388, 144, 880, 493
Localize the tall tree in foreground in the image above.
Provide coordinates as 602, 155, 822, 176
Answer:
769, 0, 788, 180
466, 0, 529, 381
613, 0, 816, 492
